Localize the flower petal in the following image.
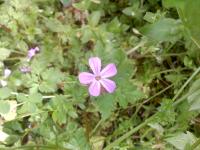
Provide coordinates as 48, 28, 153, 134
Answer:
89, 80, 101, 96
0, 126, 9, 143
78, 72, 94, 85
100, 63, 117, 78
4, 69, 11, 78
0, 80, 7, 87
89, 57, 101, 75
100, 78, 116, 93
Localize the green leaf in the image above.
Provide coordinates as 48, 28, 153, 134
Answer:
95, 95, 115, 119
143, 12, 156, 23
187, 79, 200, 111
66, 128, 91, 150
60, 0, 71, 7
116, 81, 144, 108
20, 102, 37, 114
165, 132, 196, 150
39, 68, 64, 93
162, 0, 185, 8
107, 18, 122, 33
88, 11, 102, 27
39, 81, 57, 93
81, 27, 94, 43
0, 87, 11, 99
0, 48, 11, 61
29, 93, 42, 104
41, 68, 64, 83
0, 101, 10, 114
52, 110, 67, 124
122, 7, 135, 16
45, 18, 65, 32
73, 0, 91, 10
157, 99, 176, 125
17, 93, 28, 102
51, 95, 76, 124
183, 0, 200, 46
140, 18, 183, 42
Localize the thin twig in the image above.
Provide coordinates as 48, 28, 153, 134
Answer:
126, 42, 145, 55
11, 92, 70, 99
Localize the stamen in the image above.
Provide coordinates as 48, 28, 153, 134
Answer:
95, 76, 101, 81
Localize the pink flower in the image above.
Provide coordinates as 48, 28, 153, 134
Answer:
20, 66, 31, 73
78, 57, 117, 97
27, 46, 40, 61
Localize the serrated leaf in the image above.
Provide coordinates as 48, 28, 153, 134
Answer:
52, 110, 66, 124
95, 95, 115, 119
66, 128, 91, 150
117, 82, 145, 108
17, 93, 28, 102
157, 99, 176, 124
41, 68, 64, 82
51, 95, 76, 124
39, 81, 57, 93
39, 68, 64, 93
29, 93, 42, 103
20, 102, 37, 114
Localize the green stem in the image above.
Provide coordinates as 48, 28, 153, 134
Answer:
4, 111, 47, 123
11, 92, 70, 99
173, 93, 190, 106
152, 68, 188, 77
103, 115, 156, 150
144, 84, 173, 103
126, 41, 145, 55
131, 84, 173, 119
0, 145, 62, 150
191, 138, 200, 150
172, 67, 200, 102
90, 118, 104, 137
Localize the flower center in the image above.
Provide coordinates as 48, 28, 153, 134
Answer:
95, 76, 101, 81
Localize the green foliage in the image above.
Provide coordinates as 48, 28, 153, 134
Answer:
0, 0, 200, 149
141, 18, 183, 42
